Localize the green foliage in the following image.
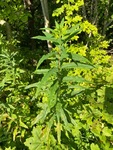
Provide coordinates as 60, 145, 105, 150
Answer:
24, 1, 113, 149
24, 16, 113, 149
0, 34, 35, 150
0, 0, 113, 150
25, 19, 94, 149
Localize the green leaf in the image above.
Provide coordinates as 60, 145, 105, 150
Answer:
60, 50, 69, 60
48, 80, 58, 109
8, 104, 15, 110
32, 104, 50, 125
63, 76, 87, 83
47, 114, 55, 129
24, 126, 43, 150
102, 127, 112, 137
19, 119, 28, 129
90, 143, 100, 150
32, 35, 62, 45
55, 20, 60, 29
42, 31, 53, 38
60, 107, 68, 126
25, 82, 39, 89
70, 53, 91, 63
32, 35, 51, 41
56, 122, 62, 144
35, 68, 58, 96
56, 103, 69, 130
60, 18, 64, 28
66, 23, 81, 35
71, 87, 86, 96
63, 28, 81, 42
13, 127, 18, 141
36, 51, 56, 69
62, 62, 77, 69
76, 62, 94, 69
63, 24, 81, 42
62, 61, 93, 69
34, 69, 49, 74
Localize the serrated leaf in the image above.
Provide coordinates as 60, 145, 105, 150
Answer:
24, 137, 42, 150
24, 126, 44, 150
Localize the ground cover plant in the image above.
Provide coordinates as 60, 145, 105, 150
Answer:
0, 0, 113, 150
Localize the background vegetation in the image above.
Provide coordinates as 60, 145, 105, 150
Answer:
0, 0, 113, 150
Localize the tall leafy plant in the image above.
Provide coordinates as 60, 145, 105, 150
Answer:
24, 19, 94, 149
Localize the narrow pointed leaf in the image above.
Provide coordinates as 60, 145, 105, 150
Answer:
34, 69, 49, 74
70, 53, 91, 63
42, 31, 53, 38
37, 52, 55, 69
63, 76, 87, 83
64, 29, 80, 42
25, 82, 39, 89
48, 80, 58, 109
20, 120, 28, 129
76, 63, 94, 69
71, 87, 86, 96
62, 62, 77, 69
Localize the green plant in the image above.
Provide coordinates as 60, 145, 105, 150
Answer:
24, 19, 95, 150
24, 8, 113, 149
0, 37, 34, 150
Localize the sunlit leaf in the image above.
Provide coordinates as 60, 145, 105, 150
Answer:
34, 69, 49, 74
90, 143, 100, 150
63, 76, 87, 83
25, 82, 39, 89
19, 118, 28, 129
13, 126, 18, 141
